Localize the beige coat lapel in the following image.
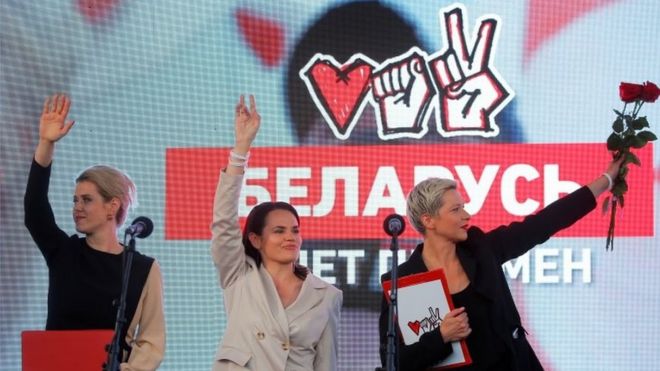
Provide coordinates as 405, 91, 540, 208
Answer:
256, 266, 291, 339
285, 274, 328, 323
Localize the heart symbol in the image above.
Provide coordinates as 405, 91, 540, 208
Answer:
302, 57, 374, 136
407, 320, 421, 335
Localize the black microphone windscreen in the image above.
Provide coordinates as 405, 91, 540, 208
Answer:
383, 214, 405, 236
130, 216, 154, 239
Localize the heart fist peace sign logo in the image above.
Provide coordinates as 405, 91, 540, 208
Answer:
299, 3, 514, 141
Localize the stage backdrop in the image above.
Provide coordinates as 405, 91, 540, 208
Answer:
1, 1, 658, 370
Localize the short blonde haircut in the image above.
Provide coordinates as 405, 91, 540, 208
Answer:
406, 177, 457, 235
76, 165, 137, 226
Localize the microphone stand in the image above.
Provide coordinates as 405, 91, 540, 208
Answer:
385, 231, 400, 371
103, 234, 136, 371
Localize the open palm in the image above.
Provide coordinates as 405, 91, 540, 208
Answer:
39, 94, 74, 143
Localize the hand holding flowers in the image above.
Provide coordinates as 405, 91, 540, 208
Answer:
604, 81, 658, 250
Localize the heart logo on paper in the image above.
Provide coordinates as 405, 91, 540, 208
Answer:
407, 320, 421, 335
306, 59, 373, 134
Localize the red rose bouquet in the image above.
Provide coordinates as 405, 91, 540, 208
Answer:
604, 81, 658, 250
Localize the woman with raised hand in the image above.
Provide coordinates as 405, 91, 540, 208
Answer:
210, 95, 342, 371
24, 93, 165, 371
379, 156, 623, 370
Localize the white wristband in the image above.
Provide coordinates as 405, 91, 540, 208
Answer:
602, 173, 613, 191
229, 158, 247, 168
230, 150, 250, 161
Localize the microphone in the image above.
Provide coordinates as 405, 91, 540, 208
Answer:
383, 214, 405, 237
125, 216, 153, 239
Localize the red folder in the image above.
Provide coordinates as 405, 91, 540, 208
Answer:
22, 329, 114, 371
382, 269, 472, 369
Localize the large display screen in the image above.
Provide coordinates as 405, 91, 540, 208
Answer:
1, 1, 658, 370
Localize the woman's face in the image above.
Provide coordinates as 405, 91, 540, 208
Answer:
425, 189, 471, 242
250, 209, 302, 266
72, 180, 118, 235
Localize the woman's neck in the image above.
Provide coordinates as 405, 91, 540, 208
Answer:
421, 237, 458, 270
263, 260, 304, 309
85, 229, 122, 254
263, 261, 298, 282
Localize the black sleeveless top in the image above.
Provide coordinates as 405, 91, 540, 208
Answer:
450, 284, 512, 370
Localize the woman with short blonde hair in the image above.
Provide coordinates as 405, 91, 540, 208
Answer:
406, 177, 457, 235
380, 158, 623, 370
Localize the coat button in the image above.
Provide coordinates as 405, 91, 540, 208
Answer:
281, 342, 290, 351
256, 332, 265, 340
512, 327, 519, 339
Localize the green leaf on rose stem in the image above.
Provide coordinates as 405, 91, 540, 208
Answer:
607, 133, 623, 151
631, 135, 647, 148
620, 166, 629, 177
631, 117, 647, 130
637, 130, 657, 141
624, 114, 633, 125
622, 134, 634, 147
636, 116, 650, 128
612, 180, 628, 197
625, 152, 641, 166
613, 109, 623, 117
612, 118, 624, 133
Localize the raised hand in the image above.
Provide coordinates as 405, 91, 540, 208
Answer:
588, 155, 626, 198
39, 94, 74, 143
429, 6, 512, 136
605, 154, 625, 182
233, 95, 260, 154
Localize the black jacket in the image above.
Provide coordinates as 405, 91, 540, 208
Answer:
379, 185, 597, 371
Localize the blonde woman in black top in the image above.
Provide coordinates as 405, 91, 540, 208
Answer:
24, 94, 165, 370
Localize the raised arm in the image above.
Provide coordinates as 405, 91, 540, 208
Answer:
24, 94, 76, 262
225, 95, 260, 176
210, 95, 261, 289
487, 156, 624, 263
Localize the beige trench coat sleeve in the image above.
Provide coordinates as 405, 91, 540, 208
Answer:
120, 261, 166, 371
313, 290, 342, 371
210, 171, 250, 289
